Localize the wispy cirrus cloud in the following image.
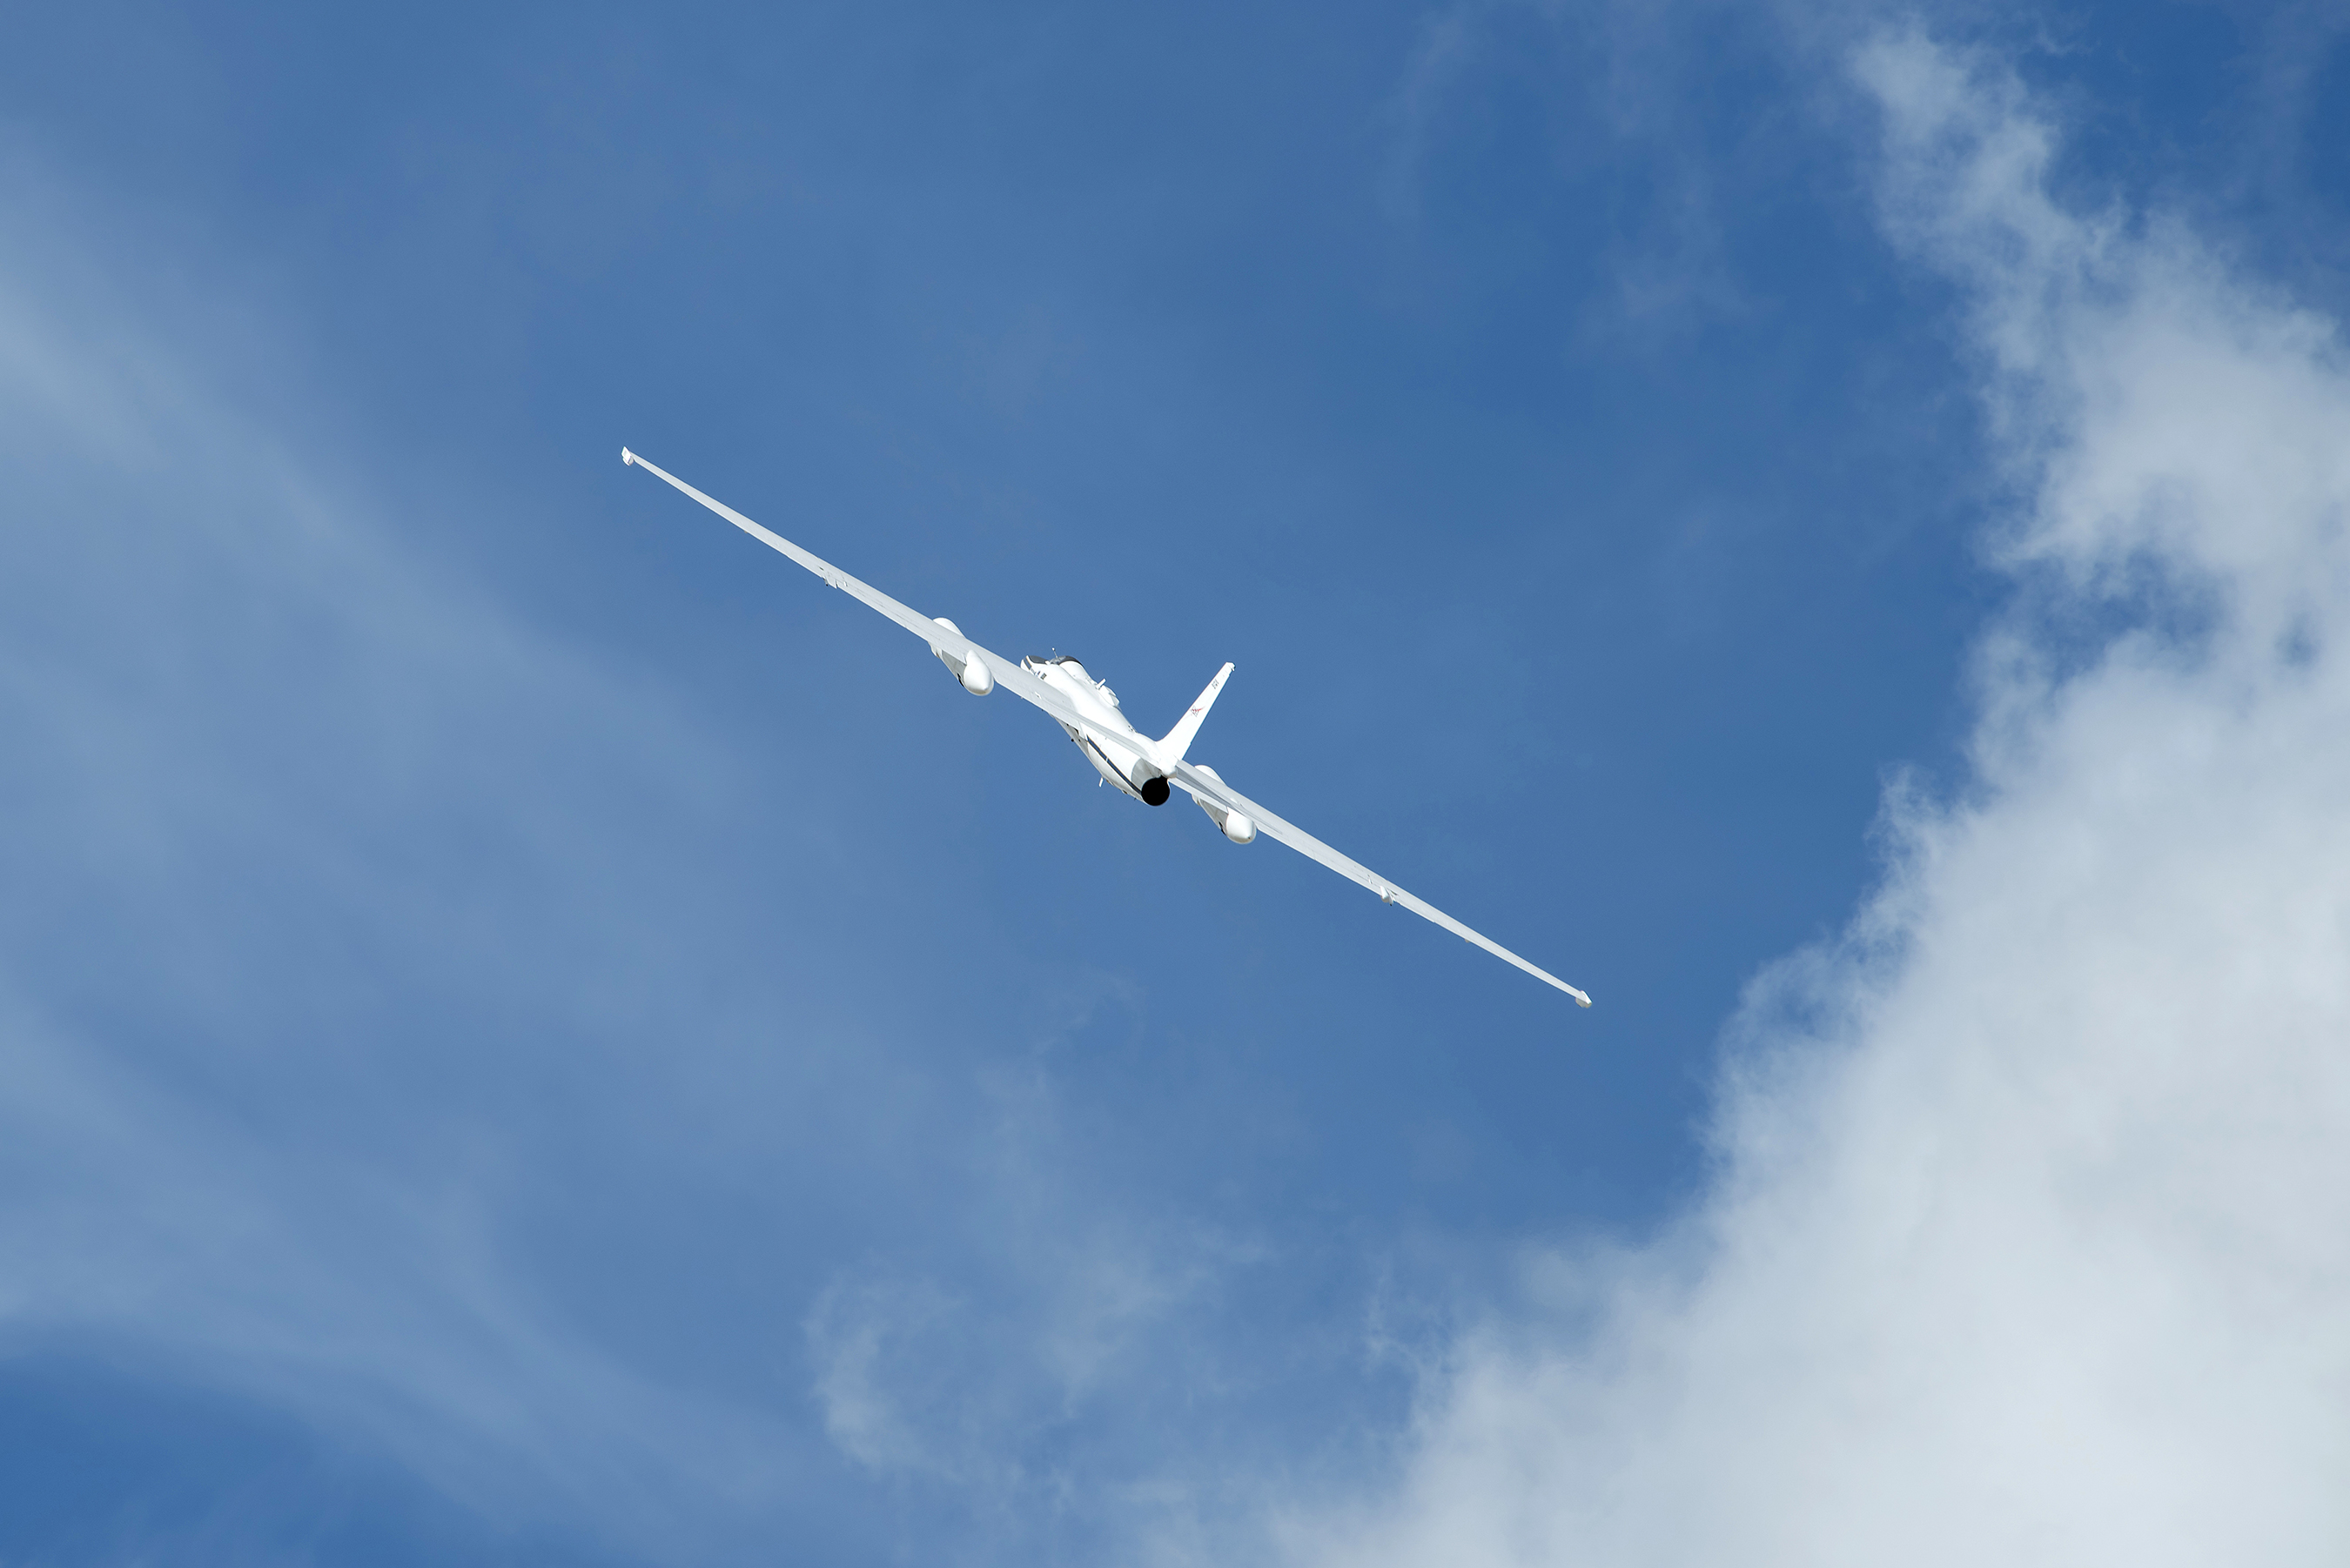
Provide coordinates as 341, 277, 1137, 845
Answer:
0, 165, 822, 1553
0, 168, 1281, 1563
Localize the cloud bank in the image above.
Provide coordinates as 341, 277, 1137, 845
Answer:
1300, 30, 2350, 1568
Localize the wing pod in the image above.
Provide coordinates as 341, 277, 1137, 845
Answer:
930, 618, 994, 695
1188, 765, 1255, 843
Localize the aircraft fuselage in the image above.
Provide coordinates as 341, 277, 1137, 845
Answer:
1024, 655, 1168, 803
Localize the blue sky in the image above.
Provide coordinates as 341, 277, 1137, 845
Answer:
4, 3, 2348, 1565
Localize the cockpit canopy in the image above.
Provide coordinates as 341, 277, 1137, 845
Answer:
1031, 653, 1119, 708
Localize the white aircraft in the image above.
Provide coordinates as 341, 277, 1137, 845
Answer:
622, 448, 1592, 1008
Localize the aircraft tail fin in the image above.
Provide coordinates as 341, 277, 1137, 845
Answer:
1160, 663, 1233, 762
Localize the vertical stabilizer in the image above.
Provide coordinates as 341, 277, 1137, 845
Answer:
1160, 663, 1233, 762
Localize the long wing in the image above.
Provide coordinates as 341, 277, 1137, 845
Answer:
1172, 760, 1592, 1007
623, 446, 1590, 1008
621, 448, 1139, 751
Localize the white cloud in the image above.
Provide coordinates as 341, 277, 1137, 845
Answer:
804, 1049, 1245, 1492
1293, 28, 2350, 1568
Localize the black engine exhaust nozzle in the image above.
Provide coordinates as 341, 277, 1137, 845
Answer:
1139, 774, 1172, 807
